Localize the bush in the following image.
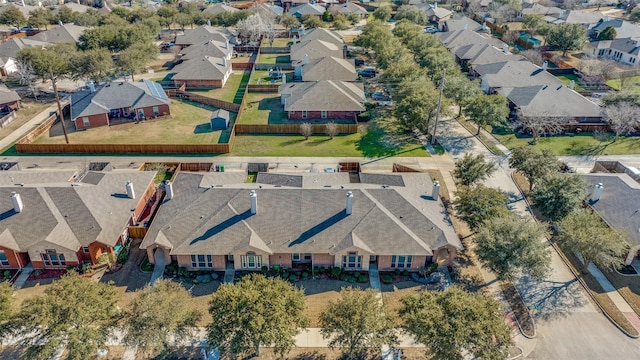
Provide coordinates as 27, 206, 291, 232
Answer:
302, 271, 309, 279
3, 270, 10, 279
295, 271, 302, 276
402, 270, 409, 276
96, 253, 115, 265
178, 267, 188, 277
331, 267, 342, 277
140, 257, 154, 272
261, 265, 269, 274
382, 275, 393, 284
289, 274, 297, 282
426, 262, 438, 275
211, 273, 219, 280
116, 248, 129, 264
357, 275, 368, 283
313, 266, 319, 275
394, 269, 401, 275
192, 279, 199, 284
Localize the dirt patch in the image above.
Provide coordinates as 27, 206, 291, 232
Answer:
299, 279, 369, 327
136, 346, 204, 360
259, 347, 426, 359
177, 279, 221, 327
501, 281, 535, 337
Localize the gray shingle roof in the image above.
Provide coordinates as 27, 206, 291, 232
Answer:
300, 28, 344, 48
175, 26, 236, 46
257, 173, 303, 187
499, 85, 602, 119
290, 3, 325, 16
179, 39, 232, 61
279, 80, 365, 112
475, 60, 563, 89
438, 29, 504, 52
467, 45, 525, 66
297, 56, 356, 81
588, 38, 640, 56
202, 4, 240, 15
171, 56, 231, 81
360, 173, 405, 187
0, 84, 20, 105
70, 80, 171, 120
29, 24, 87, 44
0, 38, 48, 59
290, 39, 343, 62
141, 172, 462, 256
328, 3, 367, 16
442, 16, 484, 32
591, 20, 640, 39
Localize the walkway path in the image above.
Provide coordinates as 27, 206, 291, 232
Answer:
0, 101, 67, 151
150, 249, 166, 286
588, 262, 640, 331
12, 263, 33, 290
223, 264, 235, 284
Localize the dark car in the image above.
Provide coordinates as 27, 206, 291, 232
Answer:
354, 58, 365, 67
358, 68, 377, 78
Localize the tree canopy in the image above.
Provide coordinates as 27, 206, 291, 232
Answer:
546, 23, 587, 56
400, 287, 512, 360
453, 184, 510, 231
558, 209, 629, 272
6, 272, 118, 360
463, 93, 510, 135
372, 5, 392, 22
474, 214, 550, 280
319, 287, 397, 360
530, 174, 588, 222
0, 6, 26, 28
509, 146, 559, 190
0, 281, 13, 321
208, 274, 308, 358
453, 153, 497, 187
597, 26, 617, 41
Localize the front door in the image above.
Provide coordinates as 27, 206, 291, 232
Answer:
369, 255, 377, 264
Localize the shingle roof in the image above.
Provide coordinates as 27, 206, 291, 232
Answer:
438, 29, 504, 52
327, 3, 367, 16
175, 26, 236, 46
171, 56, 231, 81
251, 4, 284, 19
499, 85, 602, 119
521, 3, 563, 16
279, 80, 365, 112
474, 60, 563, 89
442, 16, 484, 32
0, 84, 20, 105
179, 39, 232, 61
588, 38, 640, 56
202, 4, 240, 15
0, 38, 48, 59
300, 28, 344, 48
211, 108, 230, 120
70, 80, 171, 120
29, 24, 87, 44
290, 39, 343, 61
290, 3, 326, 16
141, 172, 462, 256
297, 56, 356, 81
0, 169, 156, 252
467, 44, 525, 66
592, 20, 640, 39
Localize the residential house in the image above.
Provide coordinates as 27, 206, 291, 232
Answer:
0, 4, 38, 18
29, 24, 87, 44
70, 80, 171, 130
453, 42, 523, 70
289, 3, 326, 19
279, 80, 364, 120
0, 168, 156, 270
171, 55, 233, 88
280, 0, 311, 10
441, 16, 486, 32
521, 2, 563, 17
293, 56, 356, 81
473, 60, 563, 94
0, 85, 20, 113
174, 25, 237, 48
498, 84, 603, 124
0, 57, 17, 77
140, 171, 462, 271
298, 27, 344, 48
178, 39, 233, 62
0, 37, 49, 76
438, 29, 505, 55
545, 10, 604, 27
416, 3, 452, 23
202, 3, 240, 15
290, 39, 344, 62
327, 2, 368, 18
583, 173, 640, 265
587, 38, 640, 67
251, 3, 284, 20
590, 19, 640, 40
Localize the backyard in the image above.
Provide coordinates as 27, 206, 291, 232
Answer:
606, 76, 640, 91
0, 100, 53, 141
493, 132, 640, 155
33, 101, 234, 145
238, 94, 286, 124
187, 70, 249, 104
261, 38, 292, 47
258, 53, 291, 64
250, 70, 294, 84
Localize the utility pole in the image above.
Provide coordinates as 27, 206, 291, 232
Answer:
431, 68, 445, 145
52, 76, 70, 145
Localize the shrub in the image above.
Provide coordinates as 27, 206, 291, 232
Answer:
331, 267, 342, 277
394, 269, 401, 275
382, 275, 393, 284
3, 270, 9, 279
261, 265, 269, 274
116, 248, 129, 264
192, 279, 199, 284
426, 262, 439, 275
241, 270, 249, 277
178, 267, 188, 277
313, 266, 319, 275
201, 277, 211, 284
295, 271, 302, 276
402, 270, 409, 276
96, 253, 115, 265
289, 274, 297, 282
357, 275, 368, 283
302, 272, 309, 279
211, 273, 219, 280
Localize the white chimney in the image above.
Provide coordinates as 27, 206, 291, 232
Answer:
250, 190, 257, 214
303, 53, 308, 65
126, 181, 135, 199
87, 81, 95, 93
222, 57, 227, 67
464, 24, 468, 30
590, 182, 603, 202
502, 44, 508, 53
282, 73, 286, 84
165, 181, 174, 200
10, 192, 23, 213
346, 191, 353, 215
568, 80, 575, 90
432, 181, 440, 201
542, 61, 548, 71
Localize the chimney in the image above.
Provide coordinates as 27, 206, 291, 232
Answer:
303, 53, 308, 65
282, 73, 286, 84
165, 181, 174, 200
502, 44, 508, 53
226, 38, 230, 49
222, 57, 227, 67
542, 61, 548, 71
87, 81, 95, 93
590, 182, 603, 202
126, 181, 135, 199
10, 192, 23, 213
250, 190, 257, 215
346, 191, 353, 215
464, 24, 468, 30
432, 181, 440, 201
568, 80, 575, 90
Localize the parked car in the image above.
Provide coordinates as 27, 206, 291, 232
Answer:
354, 58, 365, 67
371, 92, 390, 101
20, 26, 34, 32
424, 26, 439, 33
358, 68, 377, 78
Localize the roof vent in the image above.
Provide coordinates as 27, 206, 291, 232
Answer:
250, 190, 257, 215
126, 181, 135, 199
590, 182, 603, 202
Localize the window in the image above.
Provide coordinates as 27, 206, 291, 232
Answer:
304, 253, 312, 261
153, 106, 159, 116
0, 251, 8, 266
41, 250, 65, 267
321, 110, 327, 119
82, 117, 90, 127
241, 252, 261, 269
302, 110, 307, 119
342, 251, 362, 269
288, 111, 295, 118
391, 255, 413, 268
83, 246, 90, 253
292, 253, 300, 262
190, 255, 213, 268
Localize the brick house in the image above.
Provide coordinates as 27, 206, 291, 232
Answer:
0, 168, 156, 270
141, 172, 462, 271
171, 56, 233, 88
70, 80, 171, 130
0, 85, 20, 113
279, 80, 364, 120
174, 25, 237, 48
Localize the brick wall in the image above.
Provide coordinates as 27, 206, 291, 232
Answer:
312, 254, 335, 268
74, 113, 109, 130
0, 246, 23, 268
137, 104, 171, 119
269, 253, 293, 269
173, 79, 223, 88
287, 110, 359, 120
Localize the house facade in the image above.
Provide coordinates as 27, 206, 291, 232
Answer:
141, 172, 462, 271
0, 85, 20, 113
587, 38, 640, 67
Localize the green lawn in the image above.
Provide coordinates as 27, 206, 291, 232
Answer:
606, 76, 640, 91
238, 94, 286, 124
261, 38, 291, 47
188, 71, 249, 104
250, 70, 293, 84
258, 54, 291, 64
555, 74, 585, 91
494, 133, 640, 155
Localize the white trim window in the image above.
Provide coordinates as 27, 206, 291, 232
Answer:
191, 254, 213, 268
0, 250, 9, 266
82, 117, 90, 127
321, 110, 327, 119
391, 255, 413, 268
302, 110, 307, 119
292, 253, 300, 262
41, 249, 66, 267
241, 252, 261, 269
342, 251, 362, 269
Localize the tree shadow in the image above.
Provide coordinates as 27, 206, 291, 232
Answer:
514, 275, 589, 321
289, 351, 327, 360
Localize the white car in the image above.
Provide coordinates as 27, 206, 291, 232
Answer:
424, 26, 439, 33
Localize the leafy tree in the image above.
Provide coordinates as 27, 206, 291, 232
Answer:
6, 272, 118, 360
475, 214, 550, 280
597, 26, 617, 41
0, 281, 13, 321
28, 8, 55, 30
332, 13, 349, 30
558, 209, 629, 273
395, 80, 442, 133
0, 6, 26, 28
453, 184, 510, 231
372, 5, 392, 22
400, 287, 512, 360
122, 279, 201, 354
174, 13, 193, 31
17, 45, 74, 144
157, 6, 177, 29
302, 14, 324, 29
208, 274, 308, 358
509, 146, 559, 190
463, 93, 509, 135
57, 7, 75, 24
602, 90, 640, 106
546, 23, 587, 56
71, 48, 114, 82
277, 13, 300, 34
348, 13, 361, 25
395, 5, 426, 25
530, 174, 588, 222
319, 287, 397, 360
300, 122, 312, 140
522, 14, 546, 36
111, 6, 132, 20
453, 153, 497, 186
605, 102, 639, 140
631, 7, 640, 23
117, 42, 157, 81
443, 75, 481, 117
72, 9, 102, 27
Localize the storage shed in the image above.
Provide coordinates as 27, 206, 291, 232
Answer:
210, 109, 230, 130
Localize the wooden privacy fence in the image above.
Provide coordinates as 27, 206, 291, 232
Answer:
16, 113, 58, 144
180, 162, 213, 171
166, 90, 241, 112
127, 226, 147, 239
254, 63, 294, 71
247, 84, 280, 93
16, 143, 232, 153
232, 62, 253, 70
260, 47, 290, 54
235, 123, 358, 135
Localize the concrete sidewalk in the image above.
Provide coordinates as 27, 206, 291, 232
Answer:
12, 263, 33, 290
0, 101, 66, 151
150, 249, 166, 286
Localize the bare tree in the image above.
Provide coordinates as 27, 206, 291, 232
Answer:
15, 59, 38, 101
501, 31, 519, 45
594, 60, 618, 81
521, 50, 544, 66
325, 122, 339, 139
263, 17, 281, 47
605, 102, 639, 140
300, 122, 313, 140
516, 112, 566, 142
237, 14, 266, 45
